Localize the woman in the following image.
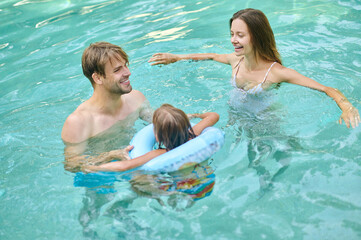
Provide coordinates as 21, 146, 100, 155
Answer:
149, 8, 360, 128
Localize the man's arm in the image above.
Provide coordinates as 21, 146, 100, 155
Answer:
62, 90, 154, 172
63, 141, 133, 172
61, 111, 128, 172
127, 90, 154, 123
82, 148, 164, 172
61, 111, 92, 144
139, 99, 154, 123
63, 141, 87, 172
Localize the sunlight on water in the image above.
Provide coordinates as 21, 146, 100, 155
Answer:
1, 0, 361, 239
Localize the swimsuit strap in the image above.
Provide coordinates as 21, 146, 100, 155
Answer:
261, 62, 277, 84
247, 84, 263, 94
233, 57, 244, 80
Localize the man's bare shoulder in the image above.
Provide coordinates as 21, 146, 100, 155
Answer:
61, 105, 93, 143
129, 89, 146, 100
125, 90, 147, 106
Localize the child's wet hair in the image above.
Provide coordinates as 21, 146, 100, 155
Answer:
153, 104, 196, 151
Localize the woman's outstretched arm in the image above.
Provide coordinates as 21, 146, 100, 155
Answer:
275, 65, 360, 128
149, 52, 235, 66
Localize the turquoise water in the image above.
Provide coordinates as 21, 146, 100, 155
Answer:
1, 0, 361, 239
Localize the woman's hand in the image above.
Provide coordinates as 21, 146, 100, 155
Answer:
149, 53, 179, 65
339, 106, 360, 128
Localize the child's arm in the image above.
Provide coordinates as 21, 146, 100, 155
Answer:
82, 148, 166, 172
190, 112, 220, 136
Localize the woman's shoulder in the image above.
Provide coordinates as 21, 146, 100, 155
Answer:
269, 63, 295, 83
227, 54, 243, 67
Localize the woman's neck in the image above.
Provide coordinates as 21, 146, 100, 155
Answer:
243, 52, 266, 72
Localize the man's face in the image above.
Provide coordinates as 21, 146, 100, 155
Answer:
101, 57, 132, 94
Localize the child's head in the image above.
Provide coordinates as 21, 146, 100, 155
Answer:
153, 104, 196, 151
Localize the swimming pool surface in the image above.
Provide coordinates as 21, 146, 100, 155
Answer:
1, 0, 361, 239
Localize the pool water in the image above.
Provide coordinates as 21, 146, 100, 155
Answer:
1, 0, 361, 239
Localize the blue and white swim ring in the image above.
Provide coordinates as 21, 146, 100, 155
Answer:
74, 124, 224, 193
129, 124, 225, 172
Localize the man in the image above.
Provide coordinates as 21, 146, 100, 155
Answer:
62, 42, 153, 172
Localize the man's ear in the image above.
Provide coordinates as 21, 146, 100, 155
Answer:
92, 72, 103, 85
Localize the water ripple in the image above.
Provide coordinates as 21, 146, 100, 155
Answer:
147, 6, 210, 23
1, 1, 361, 239
35, 10, 75, 28
0, 43, 9, 50
79, 0, 116, 15
34, 1, 117, 28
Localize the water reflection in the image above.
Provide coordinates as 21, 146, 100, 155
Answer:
130, 161, 215, 209
76, 160, 215, 238
227, 90, 303, 195
146, 6, 210, 23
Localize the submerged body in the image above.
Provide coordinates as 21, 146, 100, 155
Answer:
83, 104, 220, 172
129, 124, 225, 172
62, 42, 153, 172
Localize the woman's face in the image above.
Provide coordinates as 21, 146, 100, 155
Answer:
230, 19, 253, 56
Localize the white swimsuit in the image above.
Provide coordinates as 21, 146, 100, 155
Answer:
228, 59, 277, 115
231, 59, 277, 95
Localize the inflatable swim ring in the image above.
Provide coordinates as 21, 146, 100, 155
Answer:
158, 164, 216, 201
74, 124, 224, 193
129, 124, 225, 173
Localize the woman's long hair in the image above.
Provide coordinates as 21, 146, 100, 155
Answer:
230, 8, 282, 65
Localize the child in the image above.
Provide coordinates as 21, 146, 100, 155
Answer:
82, 104, 219, 172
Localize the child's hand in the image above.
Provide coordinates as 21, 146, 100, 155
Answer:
187, 113, 200, 120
